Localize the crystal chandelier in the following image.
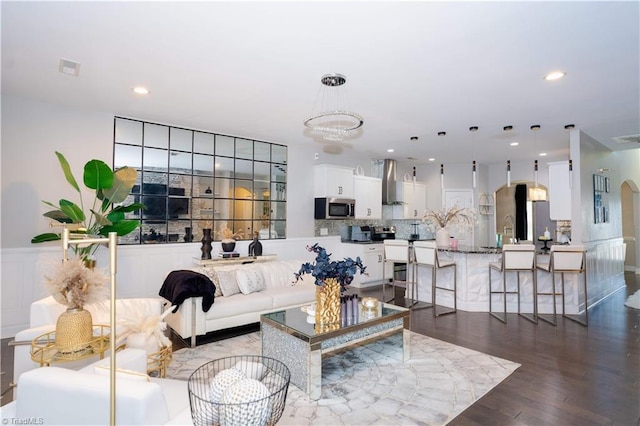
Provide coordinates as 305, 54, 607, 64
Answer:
303, 73, 363, 141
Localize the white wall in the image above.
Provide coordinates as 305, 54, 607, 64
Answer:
0, 94, 368, 337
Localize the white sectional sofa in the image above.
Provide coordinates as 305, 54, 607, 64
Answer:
163, 259, 316, 345
1, 348, 191, 425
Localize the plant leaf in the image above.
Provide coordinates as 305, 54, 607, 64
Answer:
59, 199, 85, 223
43, 210, 73, 223
99, 219, 140, 237
55, 151, 80, 193
83, 159, 114, 191
103, 167, 137, 204
112, 203, 145, 213
90, 209, 113, 227
31, 233, 61, 243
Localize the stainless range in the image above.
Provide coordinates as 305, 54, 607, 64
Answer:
371, 226, 396, 241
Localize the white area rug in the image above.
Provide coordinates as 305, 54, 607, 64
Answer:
167, 331, 519, 425
625, 290, 640, 309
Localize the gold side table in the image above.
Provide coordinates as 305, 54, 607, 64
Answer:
146, 345, 173, 378
31, 324, 111, 366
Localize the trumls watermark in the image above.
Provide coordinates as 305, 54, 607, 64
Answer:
2, 417, 44, 425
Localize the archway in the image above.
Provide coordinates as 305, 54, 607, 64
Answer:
495, 181, 552, 250
621, 180, 639, 273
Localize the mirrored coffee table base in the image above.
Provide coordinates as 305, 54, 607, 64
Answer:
261, 303, 410, 400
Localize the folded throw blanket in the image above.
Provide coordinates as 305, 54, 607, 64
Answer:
159, 270, 216, 313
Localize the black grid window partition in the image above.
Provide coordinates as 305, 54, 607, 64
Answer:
113, 117, 287, 245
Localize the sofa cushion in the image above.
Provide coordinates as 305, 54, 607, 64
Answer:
16, 367, 170, 425
236, 267, 266, 294
204, 292, 273, 320
268, 285, 316, 308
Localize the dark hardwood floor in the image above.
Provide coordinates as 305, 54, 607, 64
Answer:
381, 272, 639, 426
2, 272, 639, 425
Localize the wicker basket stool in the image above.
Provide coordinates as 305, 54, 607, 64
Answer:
188, 355, 290, 426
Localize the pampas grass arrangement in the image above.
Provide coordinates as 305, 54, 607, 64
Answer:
118, 305, 172, 349
45, 257, 108, 309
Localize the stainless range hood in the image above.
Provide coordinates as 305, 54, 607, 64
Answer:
382, 159, 398, 204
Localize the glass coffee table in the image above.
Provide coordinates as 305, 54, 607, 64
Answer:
260, 302, 410, 400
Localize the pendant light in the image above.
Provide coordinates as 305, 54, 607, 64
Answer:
528, 125, 546, 201
303, 73, 364, 141
504, 126, 513, 187
531, 125, 541, 187
412, 165, 416, 189
438, 131, 446, 190
470, 126, 478, 188
569, 159, 573, 188
565, 124, 575, 187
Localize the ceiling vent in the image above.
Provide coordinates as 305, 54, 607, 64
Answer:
59, 59, 80, 77
612, 134, 640, 145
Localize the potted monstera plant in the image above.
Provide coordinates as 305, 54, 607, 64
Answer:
31, 151, 144, 260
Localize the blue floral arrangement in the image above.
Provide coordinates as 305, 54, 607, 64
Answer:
295, 243, 367, 291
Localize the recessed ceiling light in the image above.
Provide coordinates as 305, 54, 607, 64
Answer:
539, 152, 548, 156
133, 86, 150, 95
510, 142, 519, 146
428, 158, 435, 162
410, 136, 418, 141
544, 71, 566, 81
437, 131, 446, 137
564, 124, 575, 130
387, 149, 394, 153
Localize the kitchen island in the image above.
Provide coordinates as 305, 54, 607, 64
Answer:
412, 245, 582, 315
340, 241, 584, 315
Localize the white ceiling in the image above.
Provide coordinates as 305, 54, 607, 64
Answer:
2, 1, 639, 165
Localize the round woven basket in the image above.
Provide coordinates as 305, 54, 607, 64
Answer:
55, 308, 93, 353
188, 355, 290, 426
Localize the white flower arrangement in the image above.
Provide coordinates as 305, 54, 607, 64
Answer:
422, 206, 477, 233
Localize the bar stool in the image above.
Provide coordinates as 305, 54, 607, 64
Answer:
382, 239, 417, 308
489, 244, 537, 324
413, 241, 456, 316
536, 245, 588, 326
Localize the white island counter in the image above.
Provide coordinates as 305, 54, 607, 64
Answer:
412, 245, 584, 315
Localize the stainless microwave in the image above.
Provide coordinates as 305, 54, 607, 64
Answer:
314, 197, 355, 219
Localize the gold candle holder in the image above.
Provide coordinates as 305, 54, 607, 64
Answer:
361, 297, 379, 317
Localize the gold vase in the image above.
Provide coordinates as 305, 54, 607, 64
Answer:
315, 278, 341, 328
55, 307, 93, 353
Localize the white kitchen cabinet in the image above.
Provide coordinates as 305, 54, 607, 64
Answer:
548, 161, 571, 220
314, 164, 354, 198
353, 175, 382, 219
392, 181, 426, 219
346, 243, 392, 288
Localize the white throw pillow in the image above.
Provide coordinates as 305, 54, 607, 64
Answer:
236, 268, 266, 295
191, 266, 223, 297
216, 269, 241, 297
